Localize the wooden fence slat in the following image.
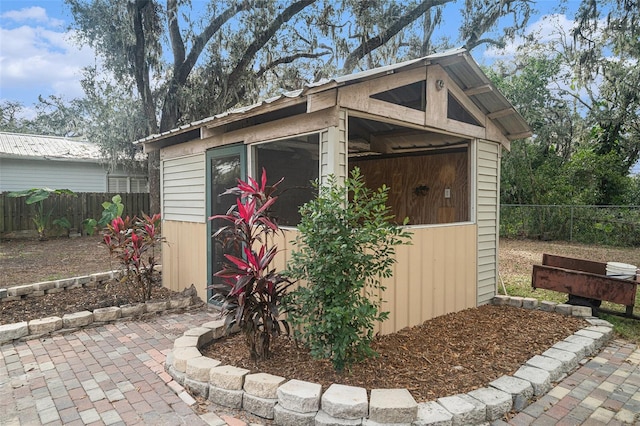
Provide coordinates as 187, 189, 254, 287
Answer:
0, 192, 150, 236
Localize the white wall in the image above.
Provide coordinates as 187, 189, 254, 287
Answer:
0, 158, 108, 192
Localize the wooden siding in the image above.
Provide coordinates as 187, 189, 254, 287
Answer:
271, 224, 477, 335
351, 150, 469, 225
162, 220, 208, 302
476, 140, 500, 305
0, 157, 107, 192
162, 154, 206, 222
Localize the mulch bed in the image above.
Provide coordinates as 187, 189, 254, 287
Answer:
0, 279, 177, 325
202, 305, 586, 402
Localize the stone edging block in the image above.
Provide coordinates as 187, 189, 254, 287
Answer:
28, 316, 63, 335
165, 301, 614, 425
0, 268, 200, 344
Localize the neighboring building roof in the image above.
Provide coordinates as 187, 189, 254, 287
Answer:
135, 48, 532, 147
0, 132, 103, 163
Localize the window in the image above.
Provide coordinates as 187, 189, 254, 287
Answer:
108, 176, 148, 193
108, 177, 127, 193
253, 134, 319, 226
130, 177, 148, 193
447, 92, 482, 126
370, 81, 426, 111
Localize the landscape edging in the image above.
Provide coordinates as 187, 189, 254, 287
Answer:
165, 298, 614, 425
0, 268, 204, 345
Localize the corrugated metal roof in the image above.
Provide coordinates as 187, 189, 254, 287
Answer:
136, 48, 531, 146
0, 132, 103, 162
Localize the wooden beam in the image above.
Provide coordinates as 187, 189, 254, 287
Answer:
307, 89, 337, 113
464, 84, 493, 96
487, 108, 515, 120
507, 131, 533, 140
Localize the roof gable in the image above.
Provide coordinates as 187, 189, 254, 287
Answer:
136, 49, 531, 148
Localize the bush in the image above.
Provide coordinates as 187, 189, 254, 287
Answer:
103, 213, 164, 302
209, 170, 293, 361
285, 168, 411, 371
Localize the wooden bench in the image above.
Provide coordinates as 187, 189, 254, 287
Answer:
532, 254, 638, 317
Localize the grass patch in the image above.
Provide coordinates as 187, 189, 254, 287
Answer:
499, 271, 640, 343
600, 314, 640, 344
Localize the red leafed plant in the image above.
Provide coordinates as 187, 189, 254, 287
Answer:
103, 213, 164, 302
209, 169, 293, 360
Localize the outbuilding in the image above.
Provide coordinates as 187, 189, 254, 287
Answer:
137, 48, 531, 334
0, 132, 148, 193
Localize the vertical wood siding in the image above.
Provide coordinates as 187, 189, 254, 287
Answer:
162, 154, 206, 222
351, 150, 469, 225
476, 140, 500, 305
162, 220, 208, 302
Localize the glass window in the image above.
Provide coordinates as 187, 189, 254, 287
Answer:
253, 134, 319, 226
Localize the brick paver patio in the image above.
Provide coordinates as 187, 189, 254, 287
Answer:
1, 308, 639, 425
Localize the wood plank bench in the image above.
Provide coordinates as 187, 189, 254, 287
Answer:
532, 254, 638, 317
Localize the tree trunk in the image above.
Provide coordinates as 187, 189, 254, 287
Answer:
148, 150, 161, 215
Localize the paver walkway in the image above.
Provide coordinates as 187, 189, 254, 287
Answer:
507, 340, 640, 425
0, 310, 222, 426
1, 309, 639, 425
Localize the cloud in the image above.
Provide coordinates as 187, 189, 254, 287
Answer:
483, 14, 577, 61
1, 6, 64, 28
0, 8, 96, 105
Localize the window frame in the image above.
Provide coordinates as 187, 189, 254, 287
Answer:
248, 131, 322, 228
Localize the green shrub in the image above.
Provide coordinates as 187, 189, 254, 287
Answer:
285, 168, 411, 371
103, 213, 164, 302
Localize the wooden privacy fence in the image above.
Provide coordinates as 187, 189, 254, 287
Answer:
0, 192, 150, 237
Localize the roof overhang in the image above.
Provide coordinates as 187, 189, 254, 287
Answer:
135, 48, 531, 151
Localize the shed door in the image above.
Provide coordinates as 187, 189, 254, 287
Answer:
206, 145, 246, 303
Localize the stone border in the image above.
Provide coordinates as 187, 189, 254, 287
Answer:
166, 298, 614, 425
0, 269, 202, 345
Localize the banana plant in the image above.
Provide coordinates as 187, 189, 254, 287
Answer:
8, 188, 76, 240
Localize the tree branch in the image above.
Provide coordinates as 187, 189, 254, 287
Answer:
226, 0, 317, 91
167, 0, 185, 67
342, 0, 452, 74
256, 51, 332, 79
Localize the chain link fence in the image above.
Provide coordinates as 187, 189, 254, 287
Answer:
500, 204, 640, 247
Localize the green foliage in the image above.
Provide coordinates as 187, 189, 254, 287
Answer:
209, 170, 293, 361
99, 195, 125, 227
500, 205, 640, 247
81, 195, 125, 236
7, 188, 77, 240
82, 218, 98, 236
285, 168, 411, 371
103, 213, 164, 302
52, 217, 73, 236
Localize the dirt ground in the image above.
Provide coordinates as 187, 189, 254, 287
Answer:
0, 236, 116, 288
0, 235, 632, 404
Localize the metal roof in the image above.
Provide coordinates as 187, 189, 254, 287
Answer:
136, 48, 531, 146
0, 132, 103, 162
